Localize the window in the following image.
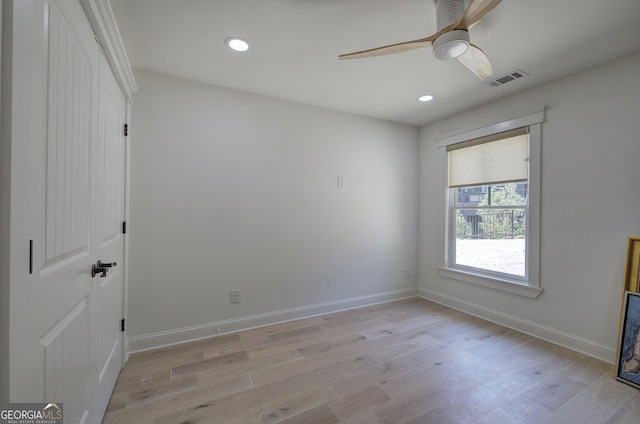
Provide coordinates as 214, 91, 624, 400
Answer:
438, 107, 543, 298
449, 128, 529, 279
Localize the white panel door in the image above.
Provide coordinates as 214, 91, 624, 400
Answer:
92, 52, 126, 420
5, 1, 125, 423
35, 2, 98, 422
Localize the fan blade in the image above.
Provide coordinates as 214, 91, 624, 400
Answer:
338, 0, 501, 60
457, 44, 493, 79
339, 38, 433, 60
457, 0, 502, 30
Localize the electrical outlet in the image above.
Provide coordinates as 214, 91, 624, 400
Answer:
231, 289, 240, 303
404, 268, 412, 279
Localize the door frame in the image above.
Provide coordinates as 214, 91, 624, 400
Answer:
122, 100, 132, 362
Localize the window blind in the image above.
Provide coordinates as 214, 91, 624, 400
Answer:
447, 127, 529, 188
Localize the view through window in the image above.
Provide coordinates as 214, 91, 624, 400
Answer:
453, 182, 527, 278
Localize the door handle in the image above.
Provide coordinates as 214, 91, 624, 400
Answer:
92, 260, 117, 277
91, 264, 108, 278
97, 260, 117, 268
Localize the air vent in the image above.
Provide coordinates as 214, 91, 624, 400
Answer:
485, 69, 529, 87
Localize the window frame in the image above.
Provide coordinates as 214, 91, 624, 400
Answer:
437, 106, 544, 298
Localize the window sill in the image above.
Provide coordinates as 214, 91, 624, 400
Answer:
438, 267, 543, 298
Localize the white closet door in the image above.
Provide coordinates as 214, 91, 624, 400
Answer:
6, 1, 126, 423
92, 51, 126, 421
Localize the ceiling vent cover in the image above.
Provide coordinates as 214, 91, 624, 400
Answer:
485, 69, 529, 87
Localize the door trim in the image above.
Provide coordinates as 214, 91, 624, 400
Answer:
80, 0, 137, 101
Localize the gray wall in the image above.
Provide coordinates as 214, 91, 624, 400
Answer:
128, 69, 420, 349
419, 53, 640, 362
127, 53, 640, 360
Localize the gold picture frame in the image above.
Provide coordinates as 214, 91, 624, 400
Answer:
623, 237, 640, 293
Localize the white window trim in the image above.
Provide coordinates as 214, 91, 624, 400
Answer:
438, 106, 544, 298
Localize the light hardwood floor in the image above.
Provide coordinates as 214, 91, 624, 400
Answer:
103, 298, 640, 424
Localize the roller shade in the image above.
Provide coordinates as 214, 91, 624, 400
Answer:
447, 127, 529, 188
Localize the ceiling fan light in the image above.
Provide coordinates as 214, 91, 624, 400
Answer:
432, 30, 470, 60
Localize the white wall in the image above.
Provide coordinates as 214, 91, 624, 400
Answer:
128, 69, 419, 350
419, 53, 640, 362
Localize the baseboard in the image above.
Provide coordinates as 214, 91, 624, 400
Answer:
128, 287, 419, 353
419, 288, 616, 364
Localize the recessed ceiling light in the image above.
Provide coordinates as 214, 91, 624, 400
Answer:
418, 94, 434, 102
225, 37, 249, 52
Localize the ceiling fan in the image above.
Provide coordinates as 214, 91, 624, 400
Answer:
339, 0, 502, 79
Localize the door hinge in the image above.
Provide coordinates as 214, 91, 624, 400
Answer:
122, 221, 127, 234
121, 318, 125, 332
29, 240, 33, 274
124, 123, 129, 137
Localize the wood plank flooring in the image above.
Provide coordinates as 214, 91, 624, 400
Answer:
102, 298, 640, 424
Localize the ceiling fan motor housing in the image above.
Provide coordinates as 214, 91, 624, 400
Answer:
433, 0, 469, 60
436, 0, 466, 30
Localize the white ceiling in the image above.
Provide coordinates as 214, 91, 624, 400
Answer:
109, 0, 640, 127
